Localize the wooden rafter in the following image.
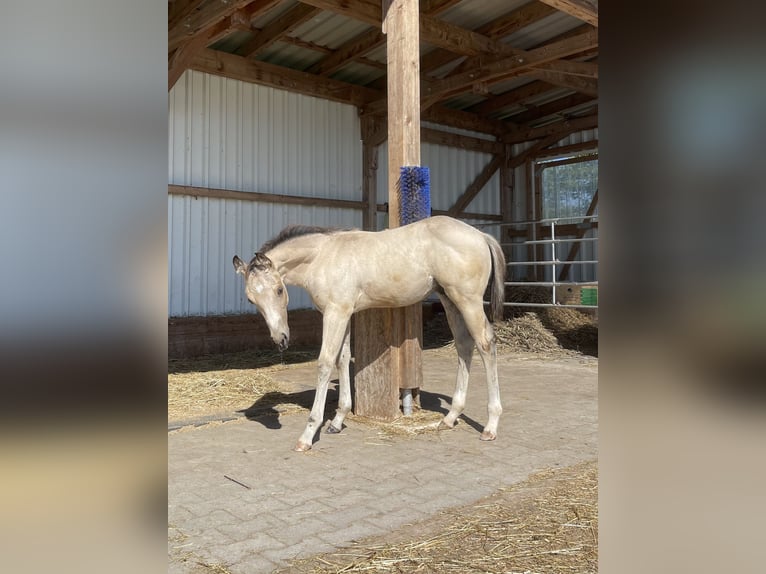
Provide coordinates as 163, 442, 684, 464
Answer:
306, 0, 456, 78
236, 3, 321, 59
523, 69, 598, 96
189, 48, 379, 107
169, 0, 275, 52
537, 0, 598, 27
170, 0, 599, 141
306, 29, 385, 76
421, 29, 598, 109
426, 2, 557, 78
504, 113, 598, 144
506, 92, 595, 125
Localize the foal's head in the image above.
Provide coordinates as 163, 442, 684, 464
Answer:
233, 253, 290, 351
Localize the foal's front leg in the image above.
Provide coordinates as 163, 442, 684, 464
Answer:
327, 324, 351, 434
294, 308, 351, 452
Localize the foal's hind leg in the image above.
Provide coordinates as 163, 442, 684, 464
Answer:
437, 294, 474, 430
448, 295, 502, 441
327, 324, 351, 434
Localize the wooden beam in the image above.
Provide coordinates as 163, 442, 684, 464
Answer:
306, 0, 456, 78
298, 0, 381, 27
360, 116, 381, 230
169, 0, 280, 52
424, 2, 557, 77
448, 155, 503, 216
168, 17, 233, 91
505, 92, 595, 125
537, 0, 598, 27
504, 113, 598, 144
536, 139, 598, 159
306, 29, 385, 76
523, 69, 598, 96
467, 80, 555, 116
189, 48, 380, 107
236, 4, 321, 59
421, 30, 598, 109
527, 58, 598, 79
169, 0, 205, 31
422, 128, 502, 154
167, 184, 363, 210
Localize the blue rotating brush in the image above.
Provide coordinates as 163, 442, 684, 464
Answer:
397, 166, 431, 225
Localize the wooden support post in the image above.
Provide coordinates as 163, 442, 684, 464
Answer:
361, 116, 380, 231
354, 0, 422, 420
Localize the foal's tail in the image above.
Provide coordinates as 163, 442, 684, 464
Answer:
484, 233, 506, 323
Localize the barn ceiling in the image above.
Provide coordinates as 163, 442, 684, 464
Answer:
168, 0, 598, 140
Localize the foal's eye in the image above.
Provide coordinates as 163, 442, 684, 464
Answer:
277, 287, 284, 296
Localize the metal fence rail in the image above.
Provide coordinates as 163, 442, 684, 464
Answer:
477, 216, 598, 310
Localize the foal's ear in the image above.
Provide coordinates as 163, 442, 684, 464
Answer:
253, 252, 273, 271
232, 255, 247, 275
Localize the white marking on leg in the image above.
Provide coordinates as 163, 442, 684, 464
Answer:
295, 308, 351, 451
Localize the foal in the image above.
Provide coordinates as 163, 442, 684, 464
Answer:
233, 216, 506, 451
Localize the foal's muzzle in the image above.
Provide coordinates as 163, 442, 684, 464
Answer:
277, 333, 289, 351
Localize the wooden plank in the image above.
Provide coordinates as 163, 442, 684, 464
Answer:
421, 127, 502, 154
536, 139, 598, 158
169, 0, 279, 52
467, 80, 555, 116
527, 58, 598, 79
306, 0, 456, 78
421, 29, 598, 109
506, 93, 595, 125
504, 113, 598, 144
448, 155, 503, 216
168, 184, 363, 210
236, 4, 321, 59
168, 19, 230, 91
420, 2, 556, 75
306, 29, 385, 76
523, 69, 598, 96
189, 48, 380, 107
537, 0, 598, 27
361, 116, 380, 230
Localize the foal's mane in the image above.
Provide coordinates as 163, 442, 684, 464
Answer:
259, 225, 342, 254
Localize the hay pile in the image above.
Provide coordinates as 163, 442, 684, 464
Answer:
277, 460, 598, 574
495, 312, 563, 354
168, 349, 316, 423
424, 310, 596, 357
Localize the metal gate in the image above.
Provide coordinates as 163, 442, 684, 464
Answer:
477, 215, 599, 310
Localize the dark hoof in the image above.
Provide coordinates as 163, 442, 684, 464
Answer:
480, 430, 497, 441
293, 441, 312, 452
326, 424, 341, 434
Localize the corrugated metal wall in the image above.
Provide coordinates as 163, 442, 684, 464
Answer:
168, 69, 596, 315
168, 70, 362, 316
